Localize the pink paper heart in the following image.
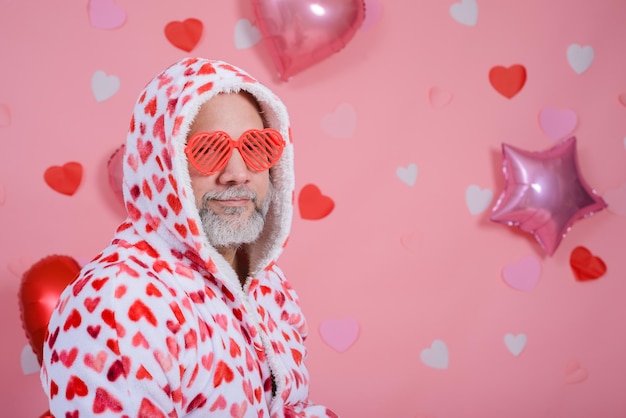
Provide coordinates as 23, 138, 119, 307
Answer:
604, 182, 626, 217
502, 255, 541, 292
0, 103, 11, 127
360, 0, 383, 31
428, 87, 453, 108
319, 318, 359, 352
538, 107, 578, 140
320, 103, 356, 139
88, 0, 126, 29
564, 359, 588, 384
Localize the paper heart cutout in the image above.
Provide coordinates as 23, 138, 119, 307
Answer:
489, 64, 526, 99
253, 0, 365, 81
21, 344, 40, 375
87, 0, 126, 30
420, 339, 449, 370
319, 318, 359, 352
570, 246, 606, 281
320, 103, 356, 139
396, 163, 418, 187
567, 44, 594, 75
502, 255, 541, 292
465, 184, 493, 215
0, 103, 11, 127
164, 18, 203, 52
428, 87, 453, 108
449, 0, 478, 26
603, 182, 626, 217
92, 70, 120, 102
564, 359, 589, 384
44, 162, 83, 196
298, 184, 334, 220
234, 18, 261, 49
538, 107, 578, 140
360, 0, 383, 31
400, 230, 422, 253
8, 256, 35, 278
504, 333, 527, 356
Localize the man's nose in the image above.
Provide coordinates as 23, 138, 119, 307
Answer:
217, 149, 250, 184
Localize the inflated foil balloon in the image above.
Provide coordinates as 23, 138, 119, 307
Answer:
18, 255, 81, 365
490, 137, 607, 256
252, 0, 365, 81
107, 143, 125, 206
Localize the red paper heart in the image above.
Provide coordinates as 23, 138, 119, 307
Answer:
44, 162, 83, 196
164, 18, 203, 52
489, 64, 527, 99
570, 246, 606, 281
298, 184, 334, 220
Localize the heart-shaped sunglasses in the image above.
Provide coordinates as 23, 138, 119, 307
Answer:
185, 128, 285, 175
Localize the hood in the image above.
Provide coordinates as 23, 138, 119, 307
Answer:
122, 57, 294, 277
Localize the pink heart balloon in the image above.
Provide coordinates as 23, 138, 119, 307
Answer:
252, 0, 365, 81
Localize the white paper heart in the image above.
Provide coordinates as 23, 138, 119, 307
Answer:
234, 18, 261, 49
504, 333, 527, 356
21, 344, 40, 375
420, 339, 449, 369
567, 44, 594, 74
396, 163, 418, 187
92, 70, 120, 102
449, 0, 478, 26
320, 103, 356, 139
465, 184, 493, 215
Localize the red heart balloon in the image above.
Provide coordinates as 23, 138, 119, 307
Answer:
252, 0, 365, 81
18, 255, 81, 364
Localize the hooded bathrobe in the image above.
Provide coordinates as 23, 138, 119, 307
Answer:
40, 58, 337, 418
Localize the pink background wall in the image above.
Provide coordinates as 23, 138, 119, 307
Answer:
2, 1, 626, 417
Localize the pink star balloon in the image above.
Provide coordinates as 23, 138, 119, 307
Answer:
490, 137, 607, 256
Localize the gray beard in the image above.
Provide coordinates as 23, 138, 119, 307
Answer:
198, 184, 273, 249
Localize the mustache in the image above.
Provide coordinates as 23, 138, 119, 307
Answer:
202, 187, 257, 205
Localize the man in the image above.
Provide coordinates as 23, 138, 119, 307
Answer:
40, 58, 337, 418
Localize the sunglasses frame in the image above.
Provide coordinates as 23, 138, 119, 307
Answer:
185, 128, 285, 175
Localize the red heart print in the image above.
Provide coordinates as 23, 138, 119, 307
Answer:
65, 375, 88, 400
60, 347, 78, 367
128, 299, 157, 326
489, 64, 527, 99
570, 246, 607, 281
298, 184, 334, 220
213, 360, 235, 386
93, 387, 123, 413
164, 18, 203, 52
44, 162, 83, 196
